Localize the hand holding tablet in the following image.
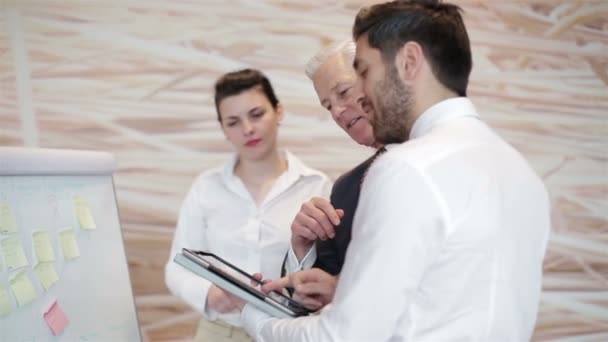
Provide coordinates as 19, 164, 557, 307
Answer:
174, 248, 311, 318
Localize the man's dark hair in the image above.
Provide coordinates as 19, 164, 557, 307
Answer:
353, 0, 472, 96
214, 68, 280, 122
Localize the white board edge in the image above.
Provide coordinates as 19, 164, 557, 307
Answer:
0, 147, 116, 175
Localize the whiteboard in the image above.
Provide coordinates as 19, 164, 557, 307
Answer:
0, 147, 141, 341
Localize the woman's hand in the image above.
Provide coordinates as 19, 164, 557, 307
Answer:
207, 284, 242, 313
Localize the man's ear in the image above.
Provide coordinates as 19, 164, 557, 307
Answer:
395, 41, 424, 82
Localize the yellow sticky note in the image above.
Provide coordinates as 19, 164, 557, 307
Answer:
0, 285, 12, 317
73, 195, 96, 230
1, 236, 29, 271
35, 262, 59, 290
10, 271, 37, 307
33, 230, 55, 262
0, 202, 18, 234
59, 229, 80, 260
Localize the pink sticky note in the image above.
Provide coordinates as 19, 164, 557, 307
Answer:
43, 301, 69, 335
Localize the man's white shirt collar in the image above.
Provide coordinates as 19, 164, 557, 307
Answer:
384, 97, 479, 152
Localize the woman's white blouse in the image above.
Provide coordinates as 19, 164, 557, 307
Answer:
165, 150, 332, 326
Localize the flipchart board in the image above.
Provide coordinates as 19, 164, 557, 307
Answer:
0, 147, 141, 341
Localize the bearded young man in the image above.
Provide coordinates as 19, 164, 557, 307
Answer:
238, 1, 551, 341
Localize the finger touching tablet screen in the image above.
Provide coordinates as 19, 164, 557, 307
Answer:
178, 248, 311, 317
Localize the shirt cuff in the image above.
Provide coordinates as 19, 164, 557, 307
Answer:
203, 284, 244, 325
241, 303, 275, 340
179, 275, 214, 317
284, 244, 317, 274
200, 283, 220, 321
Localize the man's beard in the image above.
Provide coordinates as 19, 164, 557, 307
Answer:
371, 65, 415, 145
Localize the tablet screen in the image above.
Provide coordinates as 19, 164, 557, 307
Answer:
199, 252, 257, 288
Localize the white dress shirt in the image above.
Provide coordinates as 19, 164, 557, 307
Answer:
284, 236, 317, 272
165, 150, 332, 326
241, 97, 551, 341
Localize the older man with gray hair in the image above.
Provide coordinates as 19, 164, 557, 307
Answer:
278, 40, 383, 310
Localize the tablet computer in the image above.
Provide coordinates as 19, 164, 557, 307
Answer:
174, 248, 311, 318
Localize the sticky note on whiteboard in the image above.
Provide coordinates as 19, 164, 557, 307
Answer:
35, 262, 59, 290
33, 230, 55, 262
59, 229, 80, 260
43, 300, 69, 336
73, 195, 96, 230
9, 270, 37, 307
1, 236, 29, 271
0, 202, 18, 234
0, 285, 12, 317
